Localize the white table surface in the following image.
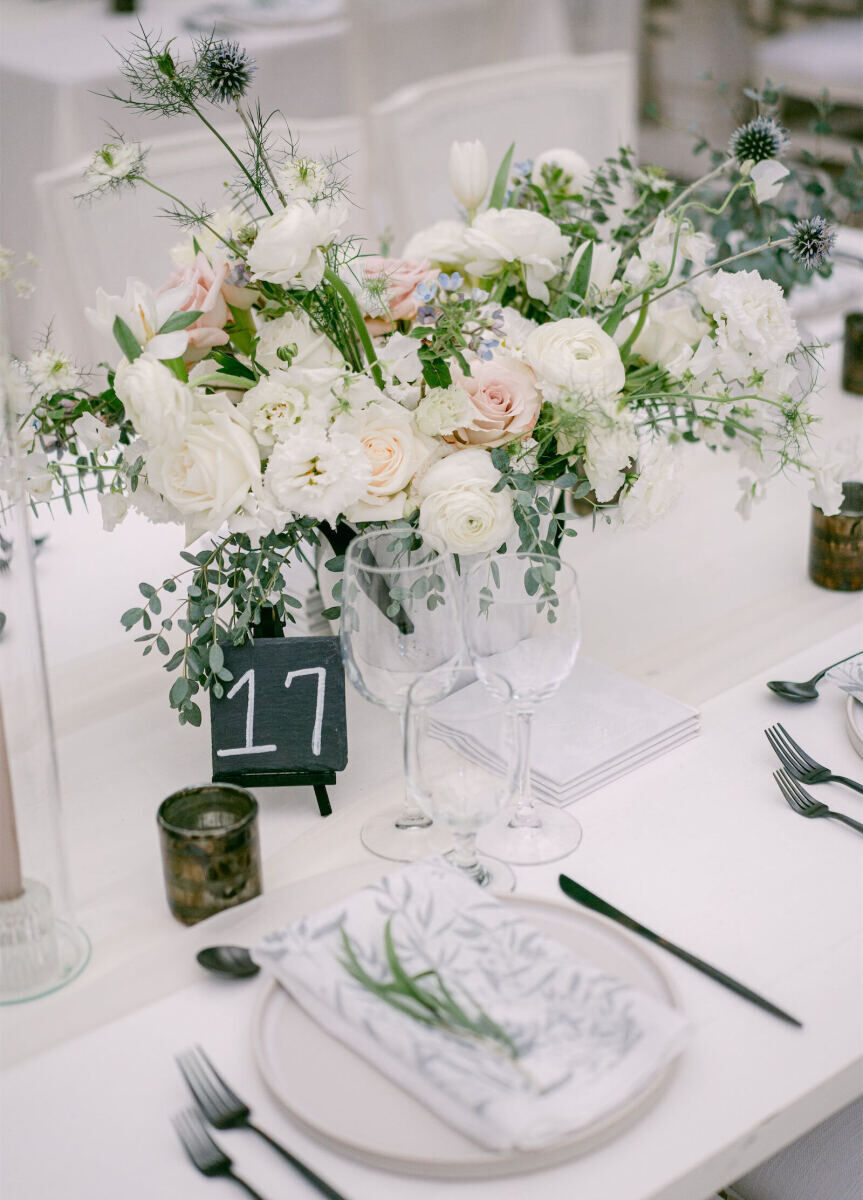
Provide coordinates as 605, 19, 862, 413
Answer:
0, 304, 861, 1195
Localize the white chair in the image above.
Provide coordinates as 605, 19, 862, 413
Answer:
33, 116, 367, 363
370, 53, 636, 250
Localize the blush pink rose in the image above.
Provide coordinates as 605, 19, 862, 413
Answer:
362, 256, 437, 334
449, 355, 541, 448
158, 252, 231, 360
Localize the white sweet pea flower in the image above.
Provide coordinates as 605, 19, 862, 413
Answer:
583, 413, 639, 503
402, 220, 471, 268
247, 200, 347, 290
377, 331, 423, 384
750, 159, 790, 204
631, 299, 710, 368
465, 209, 571, 302
624, 214, 714, 289
449, 140, 489, 212
72, 412, 118, 455
114, 356, 195, 447
98, 491, 129, 532
615, 438, 684, 527
569, 241, 622, 305
532, 147, 591, 195
414, 447, 515, 555
86, 278, 195, 361
24, 452, 55, 501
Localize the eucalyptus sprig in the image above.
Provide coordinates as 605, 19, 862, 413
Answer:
340, 919, 525, 1068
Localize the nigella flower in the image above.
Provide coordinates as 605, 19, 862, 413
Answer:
83, 141, 146, 196
201, 41, 256, 104
789, 215, 835, 269
730, 115, 789, 164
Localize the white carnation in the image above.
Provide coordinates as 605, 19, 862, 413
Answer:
414, 447, 515, 555
239, 372, 313, 450
464, 209, 571, 303
247, 200, 346, 290
697, 269, 800, 376
414, 385, 473, 437
263, 427, 370, 524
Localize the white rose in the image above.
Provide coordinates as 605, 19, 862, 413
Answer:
340, 400, 434, 522
414, 447, 515, 555
114, 356, 195, 446
414, 385, 473, 437
146, 410, 261, 544
263, 426, 370, 525
73, 412, 118, 455
524, 318, 625, 403
449, 140, 489, 212
402, 220, 471, 268
247, 200, 346, 290
532, 147, 591, 195
98, 491, 129, 532
255, 310, 342, 371
464, 210, 571, 303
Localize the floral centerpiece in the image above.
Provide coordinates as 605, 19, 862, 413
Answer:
5, 32, 843, 726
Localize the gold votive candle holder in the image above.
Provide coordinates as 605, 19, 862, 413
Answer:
808, 481, 863, 592
157, 784, 261, 925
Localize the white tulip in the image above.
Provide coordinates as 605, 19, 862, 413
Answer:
449, 140, 490, 213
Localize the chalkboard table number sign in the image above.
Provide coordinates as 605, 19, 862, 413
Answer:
210, 635, 348, 817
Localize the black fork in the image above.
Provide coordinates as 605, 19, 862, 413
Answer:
765, 724, 863, 793
176, 1045, 348, 1200
173, 1107, 267, 1200
774, 769, 863, 834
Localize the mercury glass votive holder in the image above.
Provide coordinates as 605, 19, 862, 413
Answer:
808, 482, 863, 592
157, 784, 262, 925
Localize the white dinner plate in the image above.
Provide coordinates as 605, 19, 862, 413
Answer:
846, 695, 863, 759
252, 893, 681, 1179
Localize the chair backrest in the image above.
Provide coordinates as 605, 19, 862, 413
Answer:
371, 53, 636, 250
33, 116, 367, 362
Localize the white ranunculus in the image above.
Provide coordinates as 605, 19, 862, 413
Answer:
86, 278, 195, 362
255, 310, 342, 372
339, 400, 434, 521
98, 491, 129, 532
246, 200, 346, 290
414, 384, 474, 437
402, 220, 471, 268
631, 300, 710, 368
449, 140, 489, 212
263, 427, 370, 525
114, 356, 195, 446
414, 447, 515, 555
697, 269, 800, 374
464, 209, 571, 303
146, 410, 261, 544
750, 159, 790, 204
532, 147, 591, 195
524, 318, 625, 404
73, 412, 118, 455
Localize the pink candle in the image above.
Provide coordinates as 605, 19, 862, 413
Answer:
0, 698, 23, 902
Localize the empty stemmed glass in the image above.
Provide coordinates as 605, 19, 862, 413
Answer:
340, 527, 462, 861
406, 664, 516, 892
462, 552, 582, 865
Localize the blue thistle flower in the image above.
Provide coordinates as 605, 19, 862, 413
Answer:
201, 41, 256, 104
729, 115, 789, 164
789, 215, 835, 270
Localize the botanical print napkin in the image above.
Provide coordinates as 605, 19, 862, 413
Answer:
253, 858, 688, 1152
828, 656, 863, 700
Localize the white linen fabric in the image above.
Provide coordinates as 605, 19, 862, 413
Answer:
429, 658, 699, 805
252, 857, 687, 1152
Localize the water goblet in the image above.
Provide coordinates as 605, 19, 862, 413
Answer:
463, 552, 582, 865
406, 664, 516, 892
340, 527, 462, 861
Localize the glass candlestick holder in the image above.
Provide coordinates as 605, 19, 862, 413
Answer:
0, 369, 90, 1003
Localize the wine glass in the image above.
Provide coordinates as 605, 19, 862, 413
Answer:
406, 664, 516, 892
340, 527, 463, 861
462, 553, 582, 865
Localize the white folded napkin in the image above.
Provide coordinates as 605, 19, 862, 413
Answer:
429, 658, 700, 805
253, 858, 688, 1152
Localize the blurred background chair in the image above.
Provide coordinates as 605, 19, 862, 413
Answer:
371, 52, 636, 251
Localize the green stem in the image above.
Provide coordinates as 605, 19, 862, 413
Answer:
189, 102, 274, 216
623, 238, 792, 315
140, 179, 241, 255
618, 292, 651, 358
235, 102, 286, 205
324, 268, 385, 389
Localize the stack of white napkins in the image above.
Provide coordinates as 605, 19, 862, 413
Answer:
428, 657, 700, 806
253, 858, 688, 1152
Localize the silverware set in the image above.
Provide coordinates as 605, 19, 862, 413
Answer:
173, 1044, 347, 1199
766, 723, 863, 835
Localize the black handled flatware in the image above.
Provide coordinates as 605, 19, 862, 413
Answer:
765, 724, 863, 794
174, 1107, 268, 1200
766, 650, 862, 702
774, 769, 863, 833
558, 875, 802, 1028
177, 1045, 348, 1200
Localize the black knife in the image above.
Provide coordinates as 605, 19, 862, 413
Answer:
558, 874, 802, 1029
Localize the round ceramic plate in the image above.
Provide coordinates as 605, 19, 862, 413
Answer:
252, 895, 682, 1179
846, 695, 863, 759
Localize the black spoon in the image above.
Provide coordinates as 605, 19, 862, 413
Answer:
767, 650, 862, 702
196, 945, 260, 979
